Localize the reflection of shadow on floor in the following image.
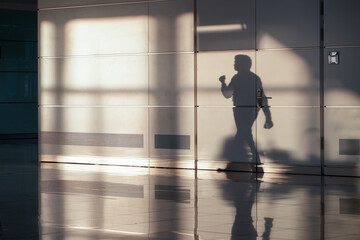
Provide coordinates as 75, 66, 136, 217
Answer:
263, 148, 359, 176
221, 163, 273, 240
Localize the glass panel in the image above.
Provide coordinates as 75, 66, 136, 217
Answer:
256, 0, 319, 49
197, 0, 255, 51
40, 55, 148, 106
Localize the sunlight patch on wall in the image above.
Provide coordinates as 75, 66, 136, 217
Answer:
64, 16, 148, 55
40, 20, 56, 57
176, 12, 195, 50
257, 33, 319, 106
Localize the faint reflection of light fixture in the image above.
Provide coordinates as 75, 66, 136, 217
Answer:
197, 24, 247, 33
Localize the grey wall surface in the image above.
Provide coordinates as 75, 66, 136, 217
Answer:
39, 0, 194, 168
39, 0, 360, 176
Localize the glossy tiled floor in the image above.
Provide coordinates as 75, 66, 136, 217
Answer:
1, 142, 360, 240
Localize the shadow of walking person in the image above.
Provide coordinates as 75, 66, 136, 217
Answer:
219, 55, 273, 166
220, 167, 274, 240
222, 171, 258, 240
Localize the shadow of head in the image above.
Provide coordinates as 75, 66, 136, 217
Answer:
234, 54, 252, 72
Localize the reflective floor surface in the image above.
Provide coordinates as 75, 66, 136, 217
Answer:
1, 142, 360, 240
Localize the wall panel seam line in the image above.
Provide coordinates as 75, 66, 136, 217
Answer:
39, 0, 180, 11
39, 0, 152, 11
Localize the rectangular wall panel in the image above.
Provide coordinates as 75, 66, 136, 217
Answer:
256, 49, 320, 106
41, 107, 149, 161
325, 0, 360, 46
197, 107, 257, 171
41, 132, 144, 148
149, 53, 194, 106
324, 108, 360, 169
256, 107, 321, 168
324, 47, 360, 106
0, 41, 37, 72
39, 3, 148, 57
149, 0, 194, 53
197, 0, 255, 51
256, 0, 319, 49
40, 55, 148, 106
197, 51, 256, 107
149, 107, 194, 168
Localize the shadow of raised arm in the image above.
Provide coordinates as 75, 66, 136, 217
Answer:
219, 75, 233, 99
